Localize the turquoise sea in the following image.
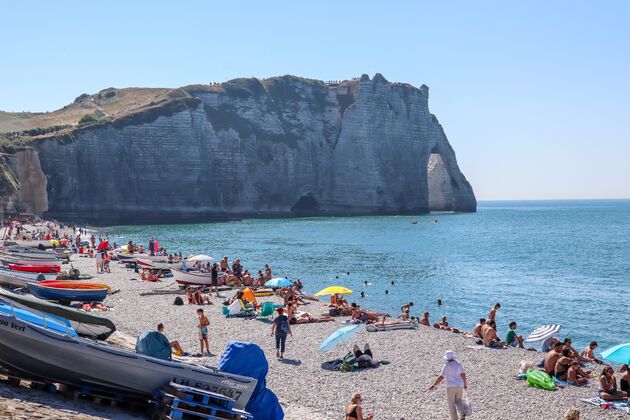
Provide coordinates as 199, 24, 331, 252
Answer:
105, 200, 630, 351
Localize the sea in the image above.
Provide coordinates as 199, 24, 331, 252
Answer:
104, 199, 630, 351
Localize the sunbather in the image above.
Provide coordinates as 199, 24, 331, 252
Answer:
482, 320, 504, 348
567, 360, 589, 385
352, 344, 378, 368
505, 321, 524, 348
580, 341, 602, 364
434, 315, 460, 333
157, 323, 188, 356
599, 366, 628, 401
473, 318, 486, 338
344, 393, 374, 420
544, 342, 564, 375
420, 312, 430, 326
619, 364, 629, 394
554, 348, 573, 381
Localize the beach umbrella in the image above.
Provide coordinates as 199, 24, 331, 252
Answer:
601, 343, 630, 365
314, 286, 353, 297
187, 254, 213, 262
318, 324, 364, 353
524, 324, 562, 343
59, 238, 69, 244
97, 240, 109, 251
264, 277, 293, 288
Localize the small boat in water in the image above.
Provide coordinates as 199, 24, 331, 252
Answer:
0, 304, 256, 409
171, 268, 214, 286
0, 288, 116, 340
8, 264, 61, 273
27, 283, 109, 302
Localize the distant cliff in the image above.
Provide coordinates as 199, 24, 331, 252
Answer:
1, 74, 476, 224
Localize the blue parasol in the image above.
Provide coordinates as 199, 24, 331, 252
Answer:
264, 277, 293, 288
601, 342, 630, 365
318, 324, 364, 353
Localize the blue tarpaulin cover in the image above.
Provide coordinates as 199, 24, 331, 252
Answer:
135, 330, 172, 361
218, 341, 284, 420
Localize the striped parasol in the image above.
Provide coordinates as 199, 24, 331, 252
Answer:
525, 324, 562, 343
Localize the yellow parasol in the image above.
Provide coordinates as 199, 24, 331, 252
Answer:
314, 286, 353, 296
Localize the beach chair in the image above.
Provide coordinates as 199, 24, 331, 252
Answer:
258, 302, 275, 319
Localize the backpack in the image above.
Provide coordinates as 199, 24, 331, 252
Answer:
174, 297, 184, 306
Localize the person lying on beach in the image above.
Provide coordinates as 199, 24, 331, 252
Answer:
579, 341, 602, 364
473, 318, 486, 338
420, 312, 430, 326
434, 316, 460, 333
345, 393, 374, 420
186, 287, 212, 305
157, 323, 188, 356
599, 366, 629, 401
544, 342, 564, 375
290, 311, 335, 324
505, 321, 524, 348
224, 274, 242, 287
620, 365, 630, 394
482, 320, 504, 348
353, 344, 378, 368
567, 360, 589, 385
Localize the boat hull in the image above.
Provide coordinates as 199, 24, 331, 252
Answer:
8, 264, 60, 273
27, 284, 108, 302
0, 311, 256, 409
137, 258, 183, 271
0, 288, 116, 340
171, 268, 216, 286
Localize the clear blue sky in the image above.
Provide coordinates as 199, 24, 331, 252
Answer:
1, 1, 629, 200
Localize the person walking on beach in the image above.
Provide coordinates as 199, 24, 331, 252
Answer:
271, 307, 291, 358
211, 262, 220, 297
428, 351, 468, 420
196, 309, 210, 356
344, 393, 374, 420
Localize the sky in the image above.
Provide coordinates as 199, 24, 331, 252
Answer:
1, 1, 629, 200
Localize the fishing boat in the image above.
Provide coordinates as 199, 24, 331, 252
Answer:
0, 304, 257, 409
27, 283, 109, 302
0, 288, 116, 340
0, 268, 56, 288
2, 239, 52, 249
0, 254, 62, 267
137, 258, 183, 271
8, 264, 61, 273
36, 280, 110, 290
170, 268, 214, 286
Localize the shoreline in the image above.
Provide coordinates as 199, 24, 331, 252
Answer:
0, 222, 626, 419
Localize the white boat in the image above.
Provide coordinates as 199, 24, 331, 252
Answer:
137, 258, 183, 271
0, 304, 257, 409
0, 269, 55, 288
0, 255, 62, 267
171, 268, 214, 286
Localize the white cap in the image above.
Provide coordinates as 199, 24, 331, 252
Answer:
444, 351, 457, 360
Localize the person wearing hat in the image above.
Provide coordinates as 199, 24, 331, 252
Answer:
428, 351, 468, 420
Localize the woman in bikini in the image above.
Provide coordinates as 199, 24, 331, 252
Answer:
345, 393, 374, 420
599, 366, 629, 401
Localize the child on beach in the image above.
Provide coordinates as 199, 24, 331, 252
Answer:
197, 309, 210, 356
271, 307, 291, 358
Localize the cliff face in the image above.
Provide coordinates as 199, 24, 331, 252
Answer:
14, 74, 476, 224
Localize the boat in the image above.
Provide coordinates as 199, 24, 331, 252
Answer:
171, 268, 214, 286
3, 239, 52, 249
366, 320, 418, 332
27, 283, 109, 302
36, 280, 110, 290
0, 268, 56, 288
0, 288, 116, 340
0, 254, 62, 267
137, 258, 183, 271
8, 264, 60, 273
0, 304, 257, 409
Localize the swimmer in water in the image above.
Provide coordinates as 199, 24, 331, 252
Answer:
347, 271, 350, 275
391, 280, 395, 285
360, 291, 365, 298
385, 290, 389, 295
364, 280, 368, 286
437, 299, 442, 306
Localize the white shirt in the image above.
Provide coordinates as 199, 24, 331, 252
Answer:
440, 360, 465, 388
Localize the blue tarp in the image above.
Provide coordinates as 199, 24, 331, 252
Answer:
218, 341, 284, 420
135, 330, 172, 361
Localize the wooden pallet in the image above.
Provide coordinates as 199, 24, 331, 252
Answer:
58, 384, 148, 410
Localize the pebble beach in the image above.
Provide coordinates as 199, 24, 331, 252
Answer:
2, 235, 627, 420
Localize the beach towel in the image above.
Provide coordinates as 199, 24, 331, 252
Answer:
581, 397, 630, 414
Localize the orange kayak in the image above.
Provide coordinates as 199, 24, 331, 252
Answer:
37, 280, 111, 290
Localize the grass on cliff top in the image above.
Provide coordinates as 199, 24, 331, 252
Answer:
0, 87, 173, 134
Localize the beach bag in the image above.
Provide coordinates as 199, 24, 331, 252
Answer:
456, 394, 473, 417
173, 297, 184, 306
